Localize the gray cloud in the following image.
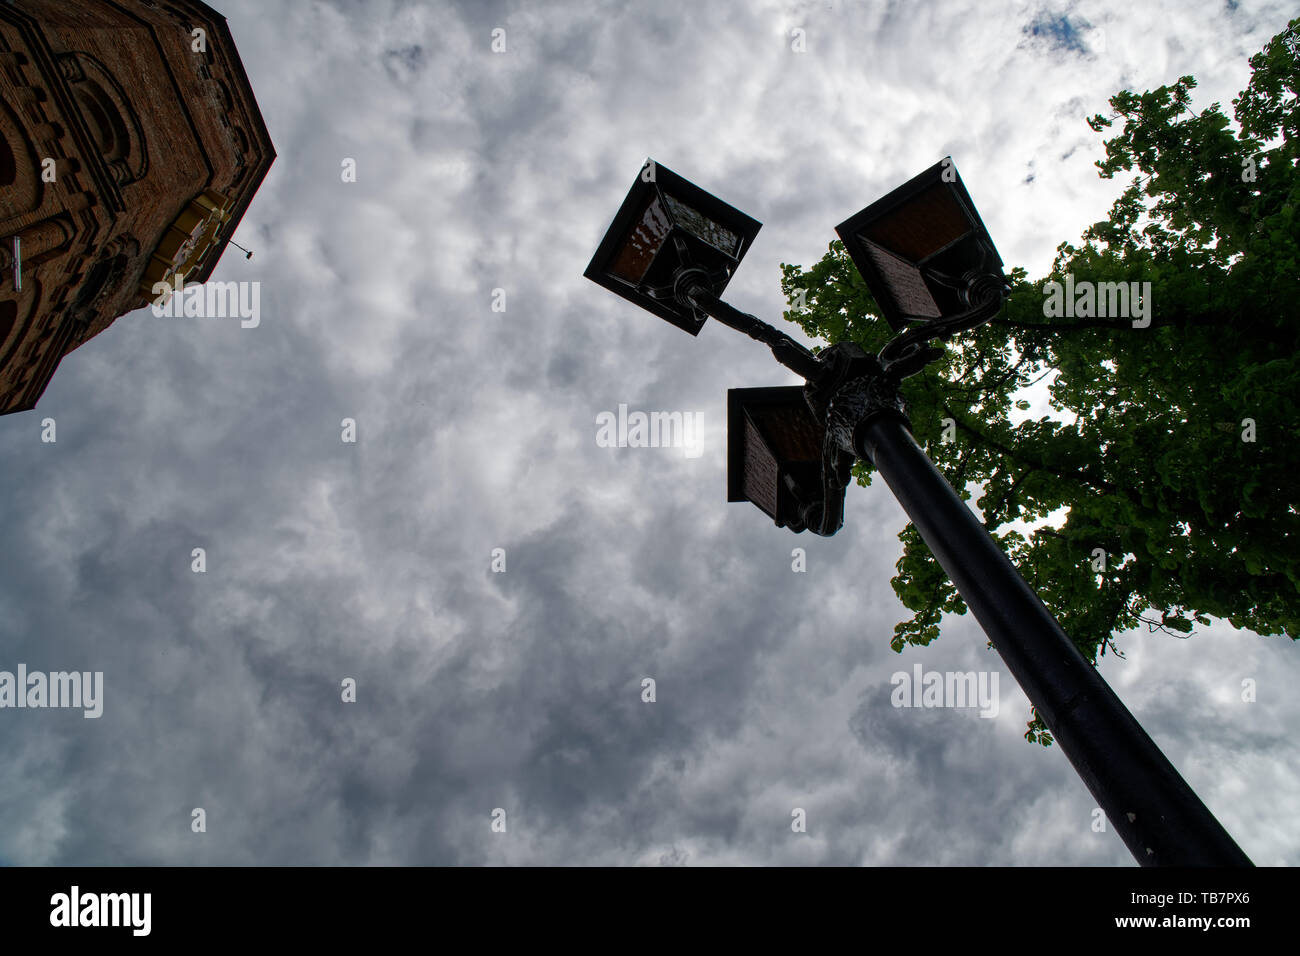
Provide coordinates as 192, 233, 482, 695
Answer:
0, 0, 1295, 866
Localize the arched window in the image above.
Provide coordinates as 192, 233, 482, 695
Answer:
63, 252, 128, 337
0, 102, 38, 217
0, 134, 15, 188
74, 83, 129, 161
59, 53, 147, 185
0, 301, 16, 348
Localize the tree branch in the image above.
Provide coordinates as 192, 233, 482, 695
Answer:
940, 404, 1121, 495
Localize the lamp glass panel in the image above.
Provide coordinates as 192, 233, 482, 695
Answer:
663, 193, 740, 257
741, 415, 780, 518
862, 180, 970, 262
607, 195, 673, 284
748, 403, 822, 462
861, 239, 942, 318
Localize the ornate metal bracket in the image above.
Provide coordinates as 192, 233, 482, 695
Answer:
792, 268, 1008, 536
777, 342, 908, 536
878, 268, 1009, 379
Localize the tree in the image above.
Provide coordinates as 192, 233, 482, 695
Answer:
779, 18, 1300, 745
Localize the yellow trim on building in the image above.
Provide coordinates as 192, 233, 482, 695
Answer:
139, 190, 234, 304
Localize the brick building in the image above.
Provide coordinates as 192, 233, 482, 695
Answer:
0, 0, 273, 414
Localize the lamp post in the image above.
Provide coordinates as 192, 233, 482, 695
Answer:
584, 157, 1252, 867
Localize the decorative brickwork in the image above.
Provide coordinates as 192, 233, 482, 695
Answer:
0, 0, 273, 413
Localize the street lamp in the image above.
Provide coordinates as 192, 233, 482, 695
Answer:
583, 158, 761, 335
727, 386, 847, 535
835, 157, 1012, 381
583, 157, 1252, 866
585, 159, 824, 381
836, 157, 1005, 331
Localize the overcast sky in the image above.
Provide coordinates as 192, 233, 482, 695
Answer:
1, 0, 1296, 866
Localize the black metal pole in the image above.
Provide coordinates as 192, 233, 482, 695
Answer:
685, 286, 826, 382
673, 277, 1248, 863
856, 413, 1252, 867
